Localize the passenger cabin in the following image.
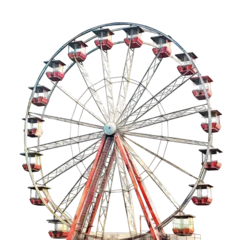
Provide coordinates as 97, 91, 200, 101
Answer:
199, 148, 222, 171
190, 183, 213, 206
151, 35, 172, 58
44, 60, 66, 82
30, 85, 50, 107
190, 76, 213, 100
123, 26, 144, 49
23, 117, 44, 138
199, 110, 222, 133
28, 185, 50, 206
68, 41, 87, 62
21, 152, 42, 172
93, 29, 114, 50
172, 214, 195, 236
175, 52, 197, 76
47, 217, 69, 239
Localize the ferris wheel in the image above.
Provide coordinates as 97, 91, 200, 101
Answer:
22, 22, 222, 240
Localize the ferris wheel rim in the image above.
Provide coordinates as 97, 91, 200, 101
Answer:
23, 22, 213, 236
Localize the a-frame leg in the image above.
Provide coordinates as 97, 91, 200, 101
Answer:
124, 145, 165, 238
87, 149, 116, 234
115, 134, 160, 240
66, 136, 106, 240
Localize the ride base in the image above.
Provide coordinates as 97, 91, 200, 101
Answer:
167, 234, 201, 240
94, 232, 137, 239
79, 232, 201, 240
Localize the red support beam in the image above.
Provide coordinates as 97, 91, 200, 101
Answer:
76, 137, 114, 234
124, 146, 160, 225
67, 136, 106, 240
86, 149, 117, 234
115, 134, 159, 240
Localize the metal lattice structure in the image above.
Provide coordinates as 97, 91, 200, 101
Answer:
22, 22, 222, 240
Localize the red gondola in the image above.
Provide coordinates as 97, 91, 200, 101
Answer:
23, 117, 45, 138
200, 109, 223, 134
172, 214, 195, 236
20, 152, 43, 173
191, 74, 214, 101
93, 29, 114, 51
28, 85, 50, 107
44, 59, 65, 82
151, 34, 172, 59
68, 40, 88, 62
47, 219, 68, 239
28, 185, 51, 207
123, 26, 144, 49
199, 148, 223, 172
175, 52, 197, 77
190, 182, 213, 206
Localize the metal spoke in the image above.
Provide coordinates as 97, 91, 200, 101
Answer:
95, 147, 118, 238
125, 137, 199, 180
140, 139, 164, 176
58, 156, 93, 214
201, 168, 207, 182
120, 104, 207, 132
103, 51, 115, 112
75, 60, 109, 122
116, 149, 137, 236
124, 132, 209, 147
114, 45, 135, 122
58, 174, 87, 211
28, 131, 104, 152
29, 112, 103, 130
100, 48, 115, 117
42, 189, 72, 225
129, 77, 190, 123
36, 139, 103, 184
53, 79, 99, 216
123, 140, 180, 209
124, 142, 161, 222
53, 83, 105, 124
100, 195, 112, 232
102, 175, 114, 231
117, 57, 162, 126
92, 156, 117, 232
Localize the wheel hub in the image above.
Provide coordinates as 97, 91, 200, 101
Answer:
104, 122, 117, 135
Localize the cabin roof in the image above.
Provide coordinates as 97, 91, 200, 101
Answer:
215, 109, 223, 116
198, 147, 222, 155
43, 58, 66, 66
174, 214, 196, 218
28, 84, 50, 91
21, 116, 37, 122
70, 39, 88, 48
19, 151, 34, 157
28, 185, 52, 190
46, 218, 61, 224
92, 28, 112, 35
19, 149, 44, 156
189, 182, 214, 188
175, 52, 198, 60
200, 109, 223, 116
122, 26, 143, 33
150, 34, 167, 41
